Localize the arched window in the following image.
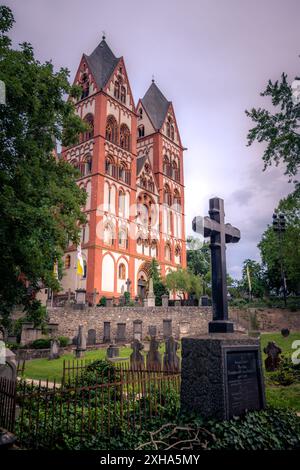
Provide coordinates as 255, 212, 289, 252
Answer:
83, 260, 87, 279
118, 162, 127, 182
166, 120, 171, 138
104, 224, 114, 246
120, 124, 130, 150
173, 160, 180, 181
114, 81, 120, 99
151, 240, 158, 257
83, 155, 92, 175
118, 263, 126, 279
138, 108, 143, 119
174, 189, 181, 211
118, 189, 125, 216
118, 229, 127, 249
175, 245, 181, 263
164, 184, 172, 206
138, 125, 145, 138
81, 114, 94, 142
120, 86, 126, 103
163, 155, 172, 177
170, 125, 175, 140
65, 255, 71, 269
105, 156, 116, 178
165, 243, 171, 261
80, 71, 89, 99
106, 115, 118, 144
148, 179, 154, 192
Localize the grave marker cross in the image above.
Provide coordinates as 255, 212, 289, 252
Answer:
193, 197, 240, 333
125, 278, 131, 293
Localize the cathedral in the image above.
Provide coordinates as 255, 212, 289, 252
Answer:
60, 37, 186, 302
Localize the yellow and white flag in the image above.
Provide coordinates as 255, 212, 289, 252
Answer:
77, 245, 84, 276
246, 264, 252, 292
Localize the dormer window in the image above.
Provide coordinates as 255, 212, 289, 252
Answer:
138, 125, 145, 138
114, 81, 120, 99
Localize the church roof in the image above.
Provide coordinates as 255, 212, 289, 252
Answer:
141, 82, 171, 130
136, 155, 149, 175
84, 39, 120, 89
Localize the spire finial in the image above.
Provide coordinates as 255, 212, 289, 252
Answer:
152, 74, 155, 83
102, 30, 106, 40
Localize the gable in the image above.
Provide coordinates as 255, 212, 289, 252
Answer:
136, 155, 158, 194
161, 103, 182, 146
104, 58, 135, 111
136, 99, 155, 137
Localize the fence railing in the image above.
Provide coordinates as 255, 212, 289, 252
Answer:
0, 377, 17, 432
15, 368, 180, 449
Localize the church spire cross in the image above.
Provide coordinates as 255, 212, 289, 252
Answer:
192, 197, 241, 333
102, 30, 106, 40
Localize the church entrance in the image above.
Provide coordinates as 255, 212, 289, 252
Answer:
137, 261, 151, 300
137, 276, 147, 299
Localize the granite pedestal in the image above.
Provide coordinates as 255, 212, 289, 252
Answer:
181, 334, 265, 420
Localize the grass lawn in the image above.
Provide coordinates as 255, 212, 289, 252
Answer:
260, 331, 300, 355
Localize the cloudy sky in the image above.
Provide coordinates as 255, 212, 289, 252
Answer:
5, 0, 300, 278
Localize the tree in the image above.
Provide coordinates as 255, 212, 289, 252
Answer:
246, 72, 300, 179
149, 258, 168, 306
258, 185, 300, 295
165, 269, 202, 300
241, 259, 265, 299
187, 237, 211, 277
0, 6, 87, 328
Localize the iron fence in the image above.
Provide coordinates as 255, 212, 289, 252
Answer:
0, 377, 17, 432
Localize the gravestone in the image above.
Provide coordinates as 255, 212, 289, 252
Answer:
130, 339, 145, 370
144, 278, 155, 307
161, 294, 169, 308
119, 295, 125, 307
0, 345, 17, 382
106, 298, 113, 307
48, 323, 59, 338
116, 323, 126, 343
174, 299, 181, 307
146, 337, 161, 371
49, 339, 60, 360
163, 319, 172, 339
179, 321, 190, 339
264, 341, 282, 371
74, 325, 86, 358
103, 322, 111, 343
181, 197, 266, 420
134, 296, 140, 306
87, 328, 96, 345
20, 323, 43, 346
163, 336, 180, 372
133, 320, 142, 341
281, 328, 290, 338
148, 325, 157, 338
75, 288, 86, 304
200, 295, 209, 306
106, 344, 120, 359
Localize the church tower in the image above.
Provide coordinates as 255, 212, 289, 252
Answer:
60, 39, 186, 303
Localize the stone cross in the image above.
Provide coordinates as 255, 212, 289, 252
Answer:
193, 197, 240, 333
125, 278, 131, 293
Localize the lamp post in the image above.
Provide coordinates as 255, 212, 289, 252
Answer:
272, 212, 287, 306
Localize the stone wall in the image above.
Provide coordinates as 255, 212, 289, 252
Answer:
230, 308, 300, 332
48, 306, 213, 343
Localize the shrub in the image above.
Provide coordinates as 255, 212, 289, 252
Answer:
97, 296, 107, 307
58, 336, 69, 347
30, 338, 51, 349
268, 353, 300, 386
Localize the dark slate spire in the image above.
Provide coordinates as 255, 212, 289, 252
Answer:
141, 82, 171, 130
84, 39, 120, 90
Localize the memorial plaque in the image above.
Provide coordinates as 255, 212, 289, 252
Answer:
224, 347, 264, 418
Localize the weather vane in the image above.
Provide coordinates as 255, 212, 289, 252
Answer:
152, 74, 155, 83
102, 30, 106, 40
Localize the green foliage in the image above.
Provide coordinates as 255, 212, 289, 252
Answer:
58, 336, 69, 347
124, 291, 130, 305
165, 268, 202, 299
267, 353, 300, 386
149, 258, 168, 306
187, 237, 210, 277
24, 299, 47, 329
209, 407, 300, 450
0, 6, 87, 322
30, 338, 51, 349
259, 185, 300, 295
242, 259, 266, 298
246, 72, 300, 178
98, 296, 107, 307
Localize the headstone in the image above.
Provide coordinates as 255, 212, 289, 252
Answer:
264, 341, 282, 371
130, 339, 145, 370
106, 344, 120, 359
103, 322, 111, 343
75, 288, 86, 304
134, 296, 140, 306
125, 278, 131, 293
200, 295, 209, 306
180, 197, 266, 420
163, 336, 180, 372
106, 298, 113, 307
74, 325, 86, 358
146, 337, 161, 371
163, 319, 172, 339
148, 325, 157, 338
116, 323, 126, 343
47, 323, 59, 338
179, 321, 190, 339
133, 320, 142, 341
281, 328, 290, 338
161, 294, 169, 307
87, 329, 96, 345
174, 299, 181, 307
20, 323, 43, 345
119, 295, 125, 307
145, 278, 155, 307
48, 339, 60, 360
0, 346, 17, 382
